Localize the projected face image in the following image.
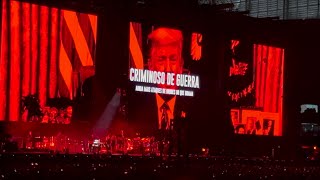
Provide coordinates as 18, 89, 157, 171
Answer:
247, 119, 254, 129
267, 120, 273, 127
148, 28, 184, 88
148, 28, 183, 73
238, 127, 245, 134
129, 23, 200, 97
262, 119, 274, 135
246, 117, 257, 135
149, 44, 183, 73
231, 110, 239, 125
128, 22, 204, 134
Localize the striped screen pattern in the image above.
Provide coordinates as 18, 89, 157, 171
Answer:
0, 0, 97, 121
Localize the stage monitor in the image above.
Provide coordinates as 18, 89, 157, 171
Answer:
127, 21, 203, 135
0, 0, 98, 124
229, 40, 285, 136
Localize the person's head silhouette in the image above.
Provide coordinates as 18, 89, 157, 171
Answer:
148, 27, 184, 75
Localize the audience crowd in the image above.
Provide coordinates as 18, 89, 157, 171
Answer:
1, 154, 320, 179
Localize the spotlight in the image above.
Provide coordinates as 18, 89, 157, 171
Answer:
201, 147, 209, 157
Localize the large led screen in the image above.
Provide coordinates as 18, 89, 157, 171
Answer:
229, 40, 284, 136
128, 22, 203, 135
0, 0, 98, 124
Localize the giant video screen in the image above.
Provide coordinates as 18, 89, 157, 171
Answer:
0, 0, 98, 124
229, 40, 285, 136
127, 22, 203, 135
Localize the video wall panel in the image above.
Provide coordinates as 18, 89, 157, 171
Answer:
0, 0, 98, 123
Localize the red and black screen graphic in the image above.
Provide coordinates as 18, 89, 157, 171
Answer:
0, 0, 97, 123
128, 22, 203, 134
229, 40, 285, 136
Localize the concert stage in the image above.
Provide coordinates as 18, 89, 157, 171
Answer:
2, 2, 320, 179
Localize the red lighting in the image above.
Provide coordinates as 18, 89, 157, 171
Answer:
229, 40, 285, 136
0, 1, 97, 122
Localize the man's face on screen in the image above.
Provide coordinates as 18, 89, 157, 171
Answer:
238, 127, 245, 134
149, 44, 183, 74
149, 44, 183, 89
247, 119, 255, 130
268, 120, 273, 127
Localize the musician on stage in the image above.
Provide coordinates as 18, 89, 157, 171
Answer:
111, 135, 117, 154
117, 130, 126, 154
25, 131, 34, 149
105, 134, 112, 154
